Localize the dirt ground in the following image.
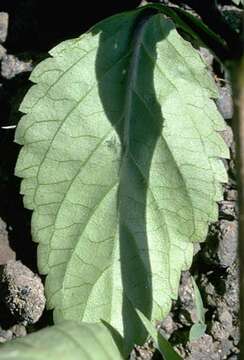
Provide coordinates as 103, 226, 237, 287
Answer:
0, 1, 242, 359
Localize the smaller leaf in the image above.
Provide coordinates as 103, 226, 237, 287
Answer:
0, 321, 123, 360
189, 323, 207, 342
136, 310, 182, 360
189, 278, 206, 342
192, 277, 205, 324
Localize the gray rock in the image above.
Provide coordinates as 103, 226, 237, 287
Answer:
218, 220, 238, 268
217, 305, 233, 331
0, 44, 6, 60
203, 220, 238, 267
0, 218, 16, 265
130, 343, 154, 360
231, 325, 240, 346
220, 124, 233, 148
216, 86, 233, 120
178, 272, 198, 326
160, 313, 178, 338
219, 201, 236, 220
0, 260, 45, 325
0, 328, 12, 343
1, 54, 32, 79
185, 334, 220, 360
0, 13, 8, 43
217, 339, 235, 359
225, 188, 238, 202
224, 263, 239, 313
179, 272, 194, 308
210, 321, 229, 341
9, 324, 27, 339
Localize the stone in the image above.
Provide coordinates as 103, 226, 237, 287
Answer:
216, 85, 233, 120
224, 263, 239, 313
1, 54, 33, 79
178, 272, 198, 325
225, 189, 238, 202
219, 201, 236, 220
220, 124, 233, 148
0, 44, 6, 60
217, 220, 238, 268
210, 321, 229, 341
160, 314, 177, 338
0, 13, 8, 43
9, 324, 27, 338
185, 334, 220, 360
0, 260, 45, 325
0, 218, 15, 265
0, 328, 12, 343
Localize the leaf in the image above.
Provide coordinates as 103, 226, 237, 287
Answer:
136, 309, 182, 360
147, 3, 229, 62
15, 7, 228, 352
0, 321, 123, 359
231, 0, 244, 5
189, 322, 207, 342
192, 277, 205, 324
188, 278, 206, 342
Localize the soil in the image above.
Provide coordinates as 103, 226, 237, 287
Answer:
0, 1, 242, 359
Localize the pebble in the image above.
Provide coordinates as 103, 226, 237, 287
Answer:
160, 314, 177, 338
9, 324, 27, 338
0, 12, 8, 43
0, 218, 15, 265
217, 220, 238, 268
0, 260, 45, 325
0, 328, 12, 343
1, 54, 33, 79
220, 124, 233, 148
216, 85, 233, 120
185, 334, 220, 360
0, 44, 6, 60
219, 201, 236, 220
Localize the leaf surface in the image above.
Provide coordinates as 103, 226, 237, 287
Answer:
0, 321, 123, 359
231, 0, 244, 5
15, 7, 228, 351
192, 277, 205, 325
189, 322, 207, 342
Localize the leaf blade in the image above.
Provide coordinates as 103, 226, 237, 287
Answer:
0, 321, 123, 359
136, 309, 182, 360
15, 8, 228, 352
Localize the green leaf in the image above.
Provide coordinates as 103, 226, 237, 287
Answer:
15, 7, 228, 352
189, 322, 207, 342
0, 321, 123, 359
136, 309, 182, 360
192, 277, 205, 324
147, 3, 228, 61
231, 0, 244, 5
189, 278, 206, 342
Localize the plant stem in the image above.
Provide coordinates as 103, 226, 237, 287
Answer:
231, 56, 244, 358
